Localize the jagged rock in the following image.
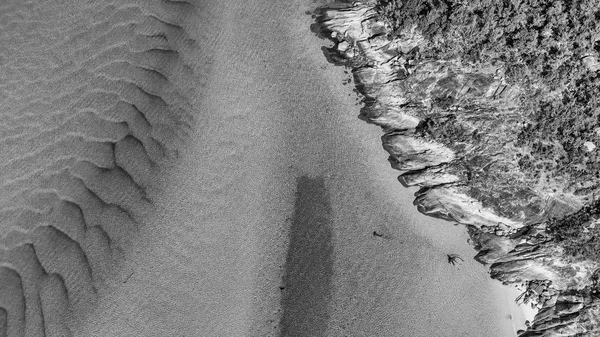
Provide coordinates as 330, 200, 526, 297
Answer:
582, 55, 600, 72
383, 133, 454, 173
414, 185, 523, 228
398, 165, 461, 188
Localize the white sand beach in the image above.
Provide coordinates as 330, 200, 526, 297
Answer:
0, 0, 532, 336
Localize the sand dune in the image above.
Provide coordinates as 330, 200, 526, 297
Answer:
0, 0, 526, 336
0, 0, 201, 335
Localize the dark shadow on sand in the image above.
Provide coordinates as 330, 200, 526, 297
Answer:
280, 176, 334, 337
0, 308, 6, 337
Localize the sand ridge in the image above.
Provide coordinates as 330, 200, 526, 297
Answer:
0, 0, 202, 335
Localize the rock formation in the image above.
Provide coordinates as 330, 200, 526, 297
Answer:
313, 1, 600, 335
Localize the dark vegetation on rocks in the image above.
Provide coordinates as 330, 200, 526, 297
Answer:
549, 198, 600, 261
378, 0, 600, 197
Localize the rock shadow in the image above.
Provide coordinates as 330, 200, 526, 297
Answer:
280, 176, 334, 337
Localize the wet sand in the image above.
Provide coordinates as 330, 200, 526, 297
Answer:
0, 0, 528, 336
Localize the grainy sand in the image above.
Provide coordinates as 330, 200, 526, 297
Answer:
0, 0, 531, 336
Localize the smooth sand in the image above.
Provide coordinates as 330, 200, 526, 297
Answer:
1, 0, 530, 336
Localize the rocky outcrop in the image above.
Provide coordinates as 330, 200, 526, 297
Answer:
313, 1, 600, 336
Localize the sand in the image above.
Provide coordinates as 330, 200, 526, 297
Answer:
0, 0, 532, 336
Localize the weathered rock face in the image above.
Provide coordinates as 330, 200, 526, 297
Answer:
314, 2, 586, 232
313, 1, 600, 336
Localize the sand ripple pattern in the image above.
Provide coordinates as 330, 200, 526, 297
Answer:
0, 1, 200, 335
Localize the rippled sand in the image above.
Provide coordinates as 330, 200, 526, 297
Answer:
1, 0, 528, 336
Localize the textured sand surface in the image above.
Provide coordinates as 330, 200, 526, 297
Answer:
0, 0, 203, 336
1, 0, 526, 336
